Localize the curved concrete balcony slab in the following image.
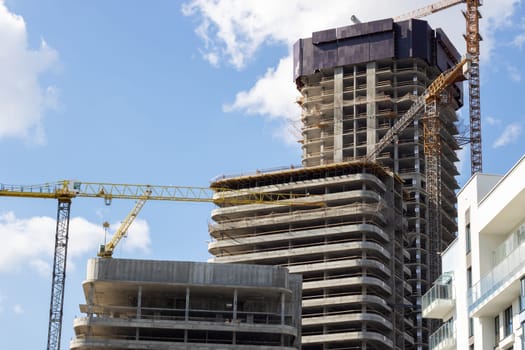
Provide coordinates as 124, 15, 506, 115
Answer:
302, 276, 391, 295
73, 316, 299, 337
302, 330, 393, 348
209, 223, 389, 255
302, 294, 391, 312
213, 241, 390, 264
70, 338, 298, 350
302, 312, 392, 329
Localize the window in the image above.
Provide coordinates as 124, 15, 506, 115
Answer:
467, 268, 473, 289
495, 315, 500, 343
469, 317, 474, 337
521, 278, 525, 312
521, 322, 525, 349
466, 223, 471, 253
504, 306, 513, 337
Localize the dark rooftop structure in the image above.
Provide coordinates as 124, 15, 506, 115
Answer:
293, 18, 461, 81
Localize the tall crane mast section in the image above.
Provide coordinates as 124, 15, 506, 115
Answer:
394, 0, 482, 175
465, 0, 482, 174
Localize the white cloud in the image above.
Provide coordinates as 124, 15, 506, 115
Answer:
223, 56, 300, 128
0, 212, 151, 276
13, 304, 23, 315
485, 116, 502, 126
512, 33, 525, 49
0, 1, 59, 144
506, 63, 522, 82
183, 0, 520, 143
493, 123, 523, 148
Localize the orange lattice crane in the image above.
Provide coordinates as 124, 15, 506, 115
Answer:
395, 0, 483, 175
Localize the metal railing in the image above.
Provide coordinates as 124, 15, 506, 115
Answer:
422, 282, 453, 311
469, 241, 525, 312
429, 320, 456, 350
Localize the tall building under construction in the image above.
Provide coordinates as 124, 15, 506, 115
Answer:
209, 18, 462, 350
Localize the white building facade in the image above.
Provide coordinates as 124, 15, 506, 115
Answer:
422, 155, 525, 350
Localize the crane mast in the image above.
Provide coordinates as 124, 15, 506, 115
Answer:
465, 0, 482, 174
394, 0, 482, 175
47, 199, 71, 350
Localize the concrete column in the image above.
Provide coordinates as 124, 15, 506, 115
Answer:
393, 61, 399, 173
353, 66, 358, 158
233, 288, 238, 321
136, 285, 142, 340
185, 287, 190, 321
137, 285, 142, 319
185, 287, 190, 343
281, 292, 286, 325
366, 62, 377, 156
87, 282, 94, 337
87, 282, 94, 317
334, 67, 343, 162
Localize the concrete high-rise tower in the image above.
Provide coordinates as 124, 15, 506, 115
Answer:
210, 18, 462, 350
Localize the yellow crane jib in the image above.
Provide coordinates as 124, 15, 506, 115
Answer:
98, 189, 152, 258
0, 180, 315, 204
424, 56, 471, 103
0, 179, 321, 350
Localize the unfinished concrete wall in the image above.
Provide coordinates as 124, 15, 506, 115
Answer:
293, 18, 462, 350
209, 162, 412, 350
71, 259, 302, 350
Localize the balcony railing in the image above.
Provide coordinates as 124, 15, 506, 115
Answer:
469, 241, 525, 313
422, 277, 454, 319
429, 320, 456, 350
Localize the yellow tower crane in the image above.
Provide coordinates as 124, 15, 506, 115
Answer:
394, 0, 483, 175
0, 180, 317, 350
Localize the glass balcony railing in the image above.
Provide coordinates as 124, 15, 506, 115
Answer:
429, 320, 456, 350
469, 241, 525, 312
422, 282, 453, 309
422, 272, 454, 319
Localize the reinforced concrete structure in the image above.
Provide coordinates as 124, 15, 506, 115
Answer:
210, 162, 411, 349
210, 18, 462, 350
70, 258, 302, 349
422, 154, 525, 350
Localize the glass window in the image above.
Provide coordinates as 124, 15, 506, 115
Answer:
504, 306, 513, 337
466, 223, 471, 253
495, 315, 500, 343
467, 268, 473, 288
521, 278, 525, 312
469, 317, 474, 337
521, 322, 525, 349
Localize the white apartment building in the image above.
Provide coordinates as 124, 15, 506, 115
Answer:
422, 155, 525, 350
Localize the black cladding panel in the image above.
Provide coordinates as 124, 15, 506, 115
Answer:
293, 39, 302, 80
312, 28, 337, 44
293, 18, 460, 81
411, 20, 433, 64
313, 41, 338, 71
369, 31, 395, 61
337, 36, 370, 66
293, 38, 314, 81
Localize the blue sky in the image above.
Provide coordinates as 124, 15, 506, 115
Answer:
0, 0, 523, 348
